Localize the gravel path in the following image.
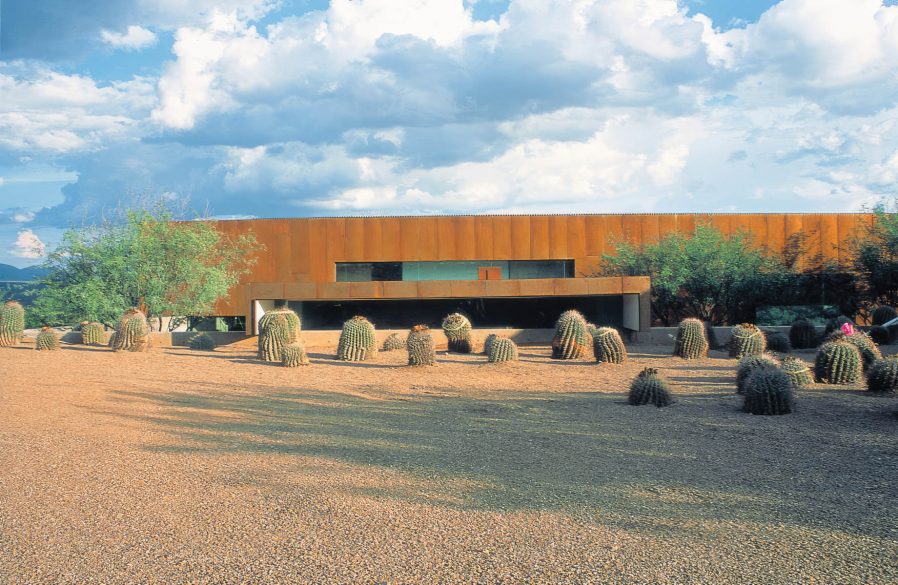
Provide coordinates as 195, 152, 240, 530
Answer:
1, 342, 897, 583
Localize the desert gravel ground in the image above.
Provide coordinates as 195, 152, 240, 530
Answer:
1, 338, 897, 584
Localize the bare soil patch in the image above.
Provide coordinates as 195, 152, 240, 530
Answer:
1, 342, 896, 583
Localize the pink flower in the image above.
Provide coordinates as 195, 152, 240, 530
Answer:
841, 322, 855, 336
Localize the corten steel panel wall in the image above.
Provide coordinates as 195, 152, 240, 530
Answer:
212, 213, 874, 317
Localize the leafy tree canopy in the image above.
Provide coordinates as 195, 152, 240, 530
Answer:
849, 197, 898, 311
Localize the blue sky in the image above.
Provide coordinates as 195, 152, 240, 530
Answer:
2, 0, 898, 266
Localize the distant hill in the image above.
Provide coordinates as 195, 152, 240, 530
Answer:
0, 263, 47, 282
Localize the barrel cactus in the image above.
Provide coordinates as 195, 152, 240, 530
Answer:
789, 319, 818, 350
257, 308, 301, 362
781, 356, 813, 388
814, 341, 862, 385
0, 300, 25, 347
551, 310, 591, 360
729, 323, 766, 359
743, 367, 794, 415
869, 325, 891, 346
189, 332, 216, 351
35, 326, 60, 351
763, 330, 791, 354
282, 341, 310, 367
336, 316, 377, 361
488, 337, 518, 363
112, 308, 149, 352
383, 333, 405, 351
825, 315, 853, 335
80, 321, 105, 345
826, 331, 882, 370
736, 353, 781, 394
628, 368, 674, 407
483, 333, 499, 355
872, 305, 897, 326
441, 313, 474, 354
407, 325, 435, 366
593, 327, 626, 364
673, 318, 708, 359
866, 356, 898, 394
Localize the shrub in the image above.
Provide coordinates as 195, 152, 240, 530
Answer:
257, 308, 301, 362
0, 300, 25, 347
80, 321, 105, 345
336, 316, 377, 361
729, 323, 766, 359
551, 310, 591, 360
112, 308, 149, 352
628, 368, 674, 407
282, 342, 310, 367
442, 313, 473, 354
407, 325, 435, 366
789, 319, 818, 349
673, 318, 708, 359
382, 333, 405, 351
866, 356, 898, 394
189, 332, 216, 351
781, 356, 813, 388
35, 326, 60, 351
736, 353, 781, 394
814, 341, 862, 384
488, 337, 518, 363
743, 367, 794, 415
593, 327, 626, 364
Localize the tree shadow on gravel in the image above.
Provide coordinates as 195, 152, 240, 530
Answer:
98, 384, 898, 540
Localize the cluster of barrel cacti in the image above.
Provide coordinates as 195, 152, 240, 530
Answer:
743, 366, 794, 415
487, 337, 518, 363
0, 300, 25, 347
673, 318, 708, 359
407, 325, 435, 366
80, 321, 105, 345
112, 308, 149, 352
258, 308, 301, 362
442, 313, 473, 354
336, 316, 377, 361
866, 355, 898, 394
282, 341, 310, 367
35, 326, 60, 351
736, 353, 781, 394
382, 333, 405, 351
814, 341, 862, 384
189, 332, 216, 351
826, 330, 881, 370
593, 327, 626, 364
628, 368, 673, 407
729, 323, 766, 358
788, 319, 817, 349
551, 310, 591, 360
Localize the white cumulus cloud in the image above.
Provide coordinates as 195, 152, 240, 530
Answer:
100, 25, 158, 50
10, 229, 46, 259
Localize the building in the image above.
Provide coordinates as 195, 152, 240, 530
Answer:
210, 213, 872, 334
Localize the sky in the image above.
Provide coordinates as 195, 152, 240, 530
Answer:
1, 0, 898, 267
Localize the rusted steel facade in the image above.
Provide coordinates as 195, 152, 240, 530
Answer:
212, 213, 873, 330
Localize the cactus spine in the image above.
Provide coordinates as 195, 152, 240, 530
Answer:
827, 331, 882, 370
551, 310, 591, 360
866, 356, 898, 394
673, 318, 708, 359
257, 308, 301, 362
189, 332, 216, 351
781, 356, 813, 388
736, 353, 781, 394
282, 341, 310, 367
383, 333, 405, 351
743, 367, 794, 415
628, 368, 674, 407
441, 313, 474, 354
488, 337, 518, 363
593, 327, 626, 364
336, 316, 377, 361
729, 323, 766, 359
35, 326, 60, 351
407, 325, 435, 366
80, 321, 105, 345
814, 341, 862, 385
789, 319, 817, 349
872, 306, 897, 326
0, 300, 25, 347
112, 308, 149, 352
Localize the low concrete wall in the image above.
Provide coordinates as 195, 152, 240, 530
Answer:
630, 326, 792, 346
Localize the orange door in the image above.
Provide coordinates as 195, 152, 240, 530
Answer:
478, 267, 502, 280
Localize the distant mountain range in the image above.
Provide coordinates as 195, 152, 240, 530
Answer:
0, 264, 48, 281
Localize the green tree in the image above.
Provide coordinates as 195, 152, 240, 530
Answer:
32, 203, 260, 329
600, 224, 794, 325
849, 198, 898, 313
